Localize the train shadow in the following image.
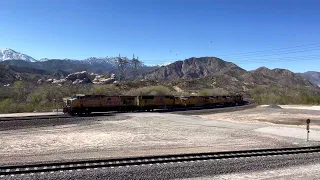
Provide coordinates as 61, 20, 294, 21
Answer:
68, 112, 118, 117
155, 104, 248, 113
65, 102, 250, 116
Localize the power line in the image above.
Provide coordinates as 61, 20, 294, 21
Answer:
133, 48, 320, 63
115, 43, 320, 68
221, 47, 320, 59
217, 42, 320, 57
138, 54, 320, 64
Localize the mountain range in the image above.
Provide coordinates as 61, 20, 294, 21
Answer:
0, 48, 320, 91
0, 48, 158, 76
299, 71, 320, 87
0, 48, 119, 70
143, 57, 316, 93
0, 49, 37, 62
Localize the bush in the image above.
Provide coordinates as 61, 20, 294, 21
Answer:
90, 85, 121, 95
125, 86, 173, 96
198, 88, 229, 96
250, 86, 320, 105
0, 99, 19, 113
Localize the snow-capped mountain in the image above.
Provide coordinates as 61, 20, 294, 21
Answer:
0, 48, 37, 62
0, 48, 150, 74
146, 62, 173, 67
83, 57, 121, 68
39, 56, 119, 67
84, 57, 117, 66
0, 48, 134, 68
39, 58, 50, 62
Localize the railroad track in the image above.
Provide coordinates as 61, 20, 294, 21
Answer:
0, 103, 255, 121
0, 115, 72, 121
1, 146, 320, 176
169, 103, 257, 115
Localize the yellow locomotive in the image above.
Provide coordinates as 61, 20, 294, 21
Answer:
63, 94, 244, 115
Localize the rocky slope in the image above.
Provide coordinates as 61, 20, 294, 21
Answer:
1, 53, 318, 94
144, 57, 246, 80
0, 59, 156, 76
0, 64, 68, 85
242, 67, 313, 87
142, 57, 316, 93
300, 71, 320, 87
0, 59, 115, 74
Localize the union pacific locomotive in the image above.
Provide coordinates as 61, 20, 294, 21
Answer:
63, 94, 245, 115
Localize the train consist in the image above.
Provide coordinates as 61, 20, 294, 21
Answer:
63, 94, 245, 115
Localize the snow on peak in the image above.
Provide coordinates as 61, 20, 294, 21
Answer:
0, 48, 149, 67
84, 56, 118, 66
0, 48, 37, 62
146, 62, 173, 67
39, 58, 50, 62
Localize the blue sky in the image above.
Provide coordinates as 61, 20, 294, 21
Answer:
1, 0, 320, 72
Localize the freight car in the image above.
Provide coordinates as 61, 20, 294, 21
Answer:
63, 94, 245, 115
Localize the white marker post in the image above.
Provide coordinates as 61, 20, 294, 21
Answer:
54, 99, 58, 115
306, 119, 310, 142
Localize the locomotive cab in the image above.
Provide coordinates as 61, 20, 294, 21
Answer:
63, 94, 85, 115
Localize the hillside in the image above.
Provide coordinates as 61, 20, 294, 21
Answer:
0, 64, 68, 85
0, 60, 114, 74
144, 57, 246, 80
1, 56, 318, 95
142, 57, 315, 91
1, 48, 317, 88
0, 59, 156, 77
300, 71, 320, 87
242, 67, 313, 87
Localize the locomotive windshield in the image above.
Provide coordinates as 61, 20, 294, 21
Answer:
66, 100, 72, 106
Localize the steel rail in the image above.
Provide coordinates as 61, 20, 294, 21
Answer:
0, 115, 71, 121
0, 103, 253, 121
1, 146, 320, 176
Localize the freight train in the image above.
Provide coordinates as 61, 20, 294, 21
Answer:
63, 94, 245, 115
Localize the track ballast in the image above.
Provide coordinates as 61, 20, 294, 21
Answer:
1, 146, 320, 176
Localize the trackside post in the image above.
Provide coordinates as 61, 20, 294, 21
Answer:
306, 119, 310, 142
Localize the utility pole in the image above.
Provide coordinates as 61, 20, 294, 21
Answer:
116, 54, 129, 81
131, 54, 141, 78
54, 99, 58, 114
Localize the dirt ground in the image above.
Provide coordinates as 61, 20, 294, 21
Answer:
0, 105, 320, 165
198, 105, 320, 126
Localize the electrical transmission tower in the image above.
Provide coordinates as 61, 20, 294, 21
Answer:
116, 54, 129, 81
131, 54, 141, 78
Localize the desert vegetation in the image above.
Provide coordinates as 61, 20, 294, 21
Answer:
250, 85, 320, 105
0, 82, 177, 113
0, 81, 320, 113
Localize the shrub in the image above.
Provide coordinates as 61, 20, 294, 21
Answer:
125, 86, 173, 96
250, 86, 320, 105
90, 85, 121, 95
198, 88, 229, 96
0, 99, 21, 113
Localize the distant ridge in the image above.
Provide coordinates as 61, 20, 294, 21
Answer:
143, 56, 315, 89
0, 48, 319, 89
300, 71, 320, 87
